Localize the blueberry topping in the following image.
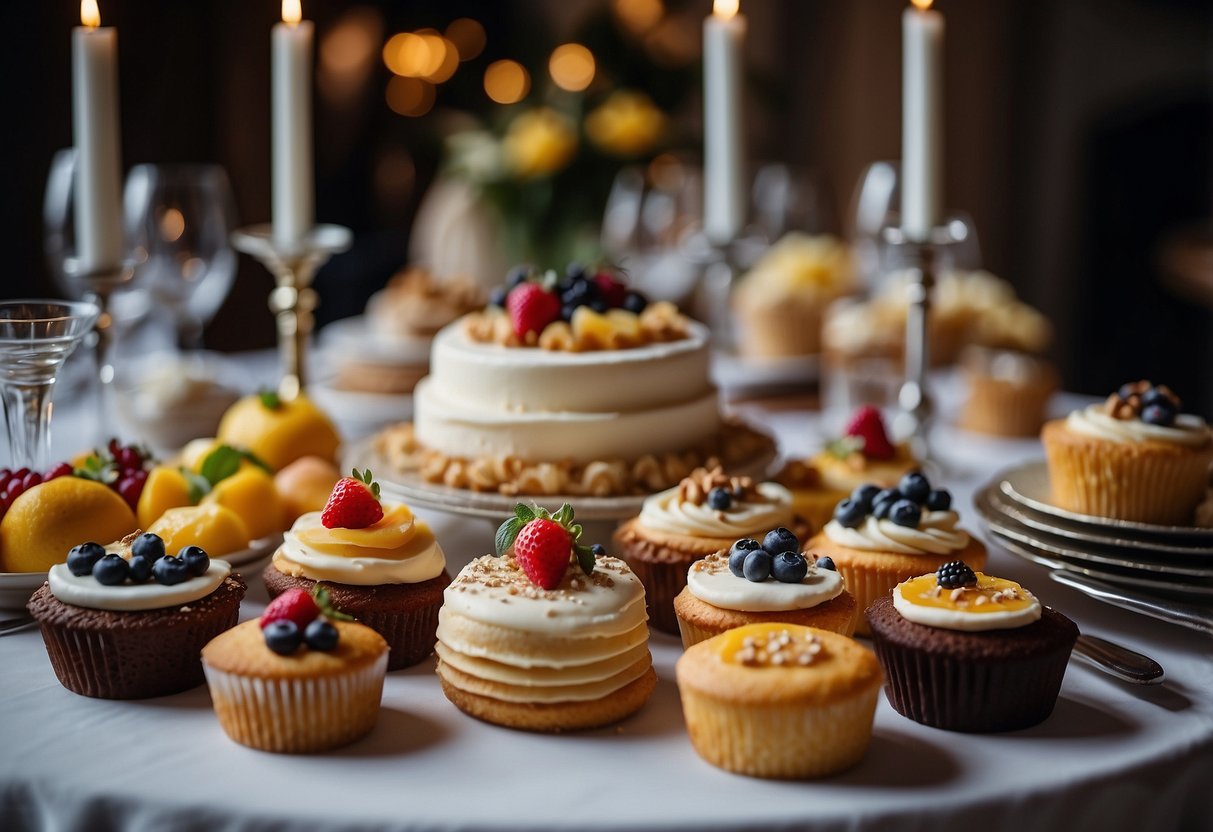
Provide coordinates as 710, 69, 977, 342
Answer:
707, 487, 732, 511
850, 484, 882, 510
92, 553, 130, 586
560, 303, 579, 322
728, 538, 762, 577
589, 298, 609, 313
898, 471, 931, 503
1117, 382, 1138, 400
67, 542, 106, 577
304, 618, 340, 651
622, 291, 648, 314
936, 560, 977, 589
872, 497, 897, 520
833, 498, 866, 528
591, 543, 607, 558
179, 545, 210, 577
488, 286, 508, 308
814, 556, 836, 571
762, 527, 800, 555
560, 279, 596, 306
506, 265, 531, 288
889, 499, 922, 528
873, 487, 900, 507
264, 620, 302, 655
1141, 387, 1171, 408
565, 262, 587, 282
925, 488, 952, 511
128, 554, 153, 583
152, 555, 191, 586
131, 532, 165, 563
742, 550, 773, 582
1141, 403, 1176, 427
771, 551, 809, 583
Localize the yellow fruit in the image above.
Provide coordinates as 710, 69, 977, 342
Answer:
137, 466, 194, 529
203, 467, 285, 540
147, 504, 250, 558
571, 306, 614, 346
0, 478, 137, 573
216, 393, 340, 471
180, 438, 220, 472
295, 503, 415, 549
274, 456, 341, 523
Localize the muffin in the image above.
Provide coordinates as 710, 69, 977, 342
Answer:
866, 561, 1078, 732
436, 503, 656, 733
958, 347, 1058, 438
202, 589, 389, 753
614, 466, 796, 634
1042, 381, 1213, 525
676, 623, 883, 779
772, 459, 848, 533
806, 471, 987, 636
672, 527, 856, 648
263, 469, 450, 670
811, 406, 920, 494
27, 532, 245, 699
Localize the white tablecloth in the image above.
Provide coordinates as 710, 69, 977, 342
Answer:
2, 371, 1212, 832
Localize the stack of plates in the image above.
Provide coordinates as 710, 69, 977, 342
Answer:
973, 461, 1213, 630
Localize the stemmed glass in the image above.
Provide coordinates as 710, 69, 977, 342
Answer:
123, 164, 238, 350
0, 301, 100, 471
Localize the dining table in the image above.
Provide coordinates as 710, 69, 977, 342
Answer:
1, 351, 1211, 832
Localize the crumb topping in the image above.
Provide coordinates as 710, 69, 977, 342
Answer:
1104, 380, 1180, 421
733, 628, 825, 667
450, 553, 628, 604
676, 465, 764, 507
462, 301, 689, 351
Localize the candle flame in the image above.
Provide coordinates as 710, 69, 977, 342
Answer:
713, 0, 739, 20
81, 0, 101, 28
282, 0, 302, 25
910, 0, 934, 10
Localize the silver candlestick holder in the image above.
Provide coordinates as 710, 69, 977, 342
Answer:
230, 224, 352, 401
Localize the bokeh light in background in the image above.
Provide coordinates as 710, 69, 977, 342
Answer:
318, 6, 383, 103
613, 0, 664, 36
386, 75, 436, 117
484, 60, 530, 104
383, 31, 457, 81
445, 18, 486, 62
548, 43, 595, 92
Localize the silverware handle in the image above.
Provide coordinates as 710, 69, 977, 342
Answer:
1073, 634, 1165, 685
1049, 571, 1213, 636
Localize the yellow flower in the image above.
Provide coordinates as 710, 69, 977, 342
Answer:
502, 108, 578, 179
585, 91, 667, 157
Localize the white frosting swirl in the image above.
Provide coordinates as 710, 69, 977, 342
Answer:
894, 580, 1041, 631
824, 511, 970, 555
47, 561, 231, 612
1065, 405, 1210, 446
274, 518, 446, 586
637, 482, 793, 538
687, 559, 843, 612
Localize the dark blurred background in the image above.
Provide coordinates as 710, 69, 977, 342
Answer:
3, 0, 1213, 409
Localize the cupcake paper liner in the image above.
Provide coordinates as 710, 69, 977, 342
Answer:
356, 606, 443, 670
621, 556, 691, 636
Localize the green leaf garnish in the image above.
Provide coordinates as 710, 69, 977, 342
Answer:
351, 468, 381, 500
825, 437, 864, 460
495, 515, 525, 557
313, 584, 355, 621
200, 445, 243, 486
182, 468, 211, 504
575, 545, 595, 576
258, 389, 282, 410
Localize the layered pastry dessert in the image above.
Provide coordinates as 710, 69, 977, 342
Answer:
203, 587, 389, 752
806, 471, 987, 635
732, 233, 855, 358
613, 466, 796, 634
672, 532, 856, 647
375, 264, 773, 496
866, 562, 1079, 732
28, 532, 245, 699
436, 503, 656, 732
1042, 381, 1213, 524
263, 470, 450, 670
676, 623, 883, 779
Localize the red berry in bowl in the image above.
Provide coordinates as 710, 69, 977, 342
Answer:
506, 283, 561, 339
116, 476, 144, 511
593, 272, 627, 308
44, 462, 73, 481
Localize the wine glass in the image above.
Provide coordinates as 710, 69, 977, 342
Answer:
123, 164, 238, 350
0, 300, 100, 471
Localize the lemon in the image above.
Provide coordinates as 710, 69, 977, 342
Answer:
137, 466, 194, 529
147, 504, 250, 558
203, 467, 285, 540
216, 393, 340, 471
0, 478, 137, 573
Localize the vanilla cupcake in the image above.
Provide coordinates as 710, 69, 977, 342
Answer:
811, 406, 919, 494
672, 528, 856, 647
436, 503, 656, 733
614, 466, 796, 634
1042, 381, 1213, 525
677, 623, 883, 779
959, 347, 1058, 438
806, 471, 987, 636
263, 469, 450, 670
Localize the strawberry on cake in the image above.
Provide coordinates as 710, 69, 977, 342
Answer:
435, 502, 656, 732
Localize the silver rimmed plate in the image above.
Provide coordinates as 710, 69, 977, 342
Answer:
998, 460, 1213, 541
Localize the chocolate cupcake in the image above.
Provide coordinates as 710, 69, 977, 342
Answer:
865, 562, 1078, 733
28, 533, 246, 699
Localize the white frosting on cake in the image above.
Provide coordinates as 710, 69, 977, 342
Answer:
413, 320, 721, 464
636, 482, 793, 538
1065, 405, 1209, 446
824, 511, 969, 555
687, 555, 844, 612
893, 578, 1041, 631
47, 561, 231, 612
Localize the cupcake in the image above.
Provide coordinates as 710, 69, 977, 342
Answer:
811, 406, 919, 494
806, 471, 987, 636
613, 466, 796, 634
772, 459, 848, 533
866, 561, 1079, 732
1041, 381, 1213, 525
202, 587, 389, 752
676, 623, 883, 779
262, 469, 450, 670
436, 503, 656, 733
958, 347, 1058, 438
672, 527, 856, 648
27, 531, 245, 699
